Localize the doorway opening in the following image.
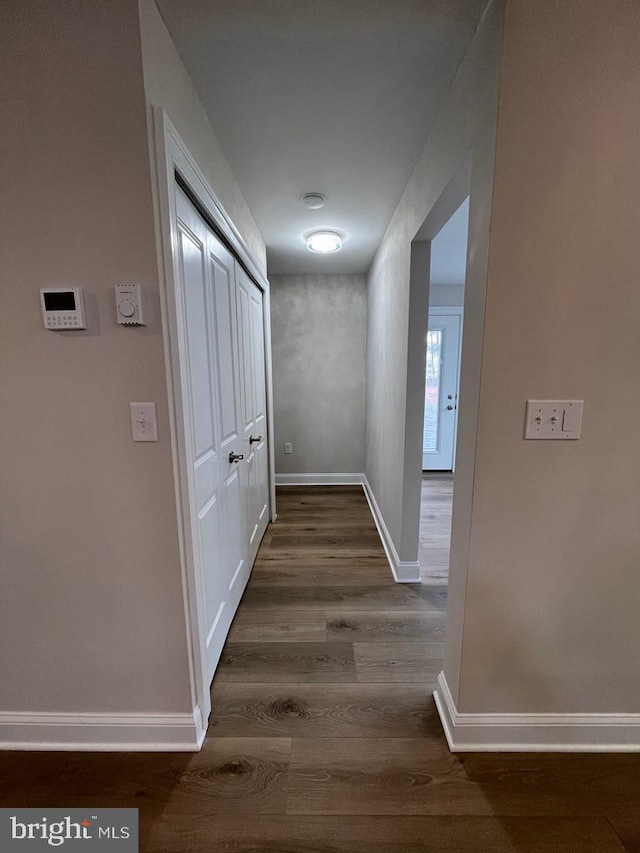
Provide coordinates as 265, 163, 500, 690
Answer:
420, 197, 468, 585
423, 197, 468, 473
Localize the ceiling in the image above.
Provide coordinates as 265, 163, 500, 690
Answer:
155, 0, 487, 275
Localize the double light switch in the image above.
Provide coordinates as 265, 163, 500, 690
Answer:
524, 400, 584, 440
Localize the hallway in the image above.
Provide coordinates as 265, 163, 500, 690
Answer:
419, 474, 454, 585
0, 486, 638, 851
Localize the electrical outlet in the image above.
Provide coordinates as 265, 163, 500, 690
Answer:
284, 442, 293, 454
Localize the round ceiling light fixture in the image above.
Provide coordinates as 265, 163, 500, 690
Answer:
306, 231, 343, 254
302, 193, 326, 210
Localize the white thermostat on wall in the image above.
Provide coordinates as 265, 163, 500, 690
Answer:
115, 283, 145, 326
40, 287, 87, 330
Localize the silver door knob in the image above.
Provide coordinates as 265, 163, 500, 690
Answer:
228, 452, 244, 463
249, 435, 263, 444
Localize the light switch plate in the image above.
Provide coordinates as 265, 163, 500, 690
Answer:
524, 400, 583, 440
130, 402, 158, 442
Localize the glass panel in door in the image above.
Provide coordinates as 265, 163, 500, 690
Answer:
422, 313, 462, 471
423, 330, 443, 453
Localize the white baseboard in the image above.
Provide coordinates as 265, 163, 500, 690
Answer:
362, 476, 421, 583
0, 707, 206, 752
434, 671, 640, 752
275, 473, 364, 486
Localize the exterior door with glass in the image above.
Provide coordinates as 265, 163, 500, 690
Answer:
422, 310, 462, 470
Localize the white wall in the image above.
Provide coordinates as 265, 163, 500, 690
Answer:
451, 0, 640, 716
365, 0, 504, 572
430, 196, 469, 288
430, 283, 464, 307
0, 0, 191, 716
0, 0, 265, 735
270, 275, 367, 475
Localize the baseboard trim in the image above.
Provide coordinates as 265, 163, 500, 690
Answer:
0, 707, 206, 752
434, 671, 640, 752
362, 476, 421, 584
275, 473, 364, 486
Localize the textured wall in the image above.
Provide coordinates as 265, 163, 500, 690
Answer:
271, 275, 367, 475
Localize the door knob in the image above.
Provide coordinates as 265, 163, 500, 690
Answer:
249, 435, 263, 444
228, 452, 244, 463
446, 405, 454, 411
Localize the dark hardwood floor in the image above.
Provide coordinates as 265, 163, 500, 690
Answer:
1, 486, 638, 852
419, 474, 454, 585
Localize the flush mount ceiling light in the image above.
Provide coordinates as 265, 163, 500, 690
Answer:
306, 231, 343, 254
302, 193, 326, 210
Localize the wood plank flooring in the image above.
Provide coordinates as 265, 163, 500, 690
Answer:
1, 485, 638, 852
420, 474, 454, 584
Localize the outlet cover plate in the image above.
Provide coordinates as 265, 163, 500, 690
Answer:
524, 400, 583, 440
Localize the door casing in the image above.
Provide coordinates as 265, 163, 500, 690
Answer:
151, 108, 276, 743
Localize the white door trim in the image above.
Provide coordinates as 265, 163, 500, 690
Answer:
151, 108, 275, 734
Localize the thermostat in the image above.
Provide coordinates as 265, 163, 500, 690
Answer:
40, 288, 87, 330
115, 283, 144, 326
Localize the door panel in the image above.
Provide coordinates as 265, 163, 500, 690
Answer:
210, 256, 240, 447
179, 229, 215, 460
175, 192, 226, 681
251, 288, 269, 538
237, 284, 254, 434
236, 264, 270, 562
422, 312, 462, 471
221, 464, 245, 592
206, 231, 247, 615
175, 186, 259, 685
198, 494, 223, 645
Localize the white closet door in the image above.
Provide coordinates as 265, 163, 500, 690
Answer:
236, 263, 270, 563
175, 187, 249, 684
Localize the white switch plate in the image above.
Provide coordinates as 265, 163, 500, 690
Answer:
524, 400, 583, 440
284, 442, 293, 454
130, 402, 158, 442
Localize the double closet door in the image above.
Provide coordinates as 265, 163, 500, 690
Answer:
175, 186, 269, 685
